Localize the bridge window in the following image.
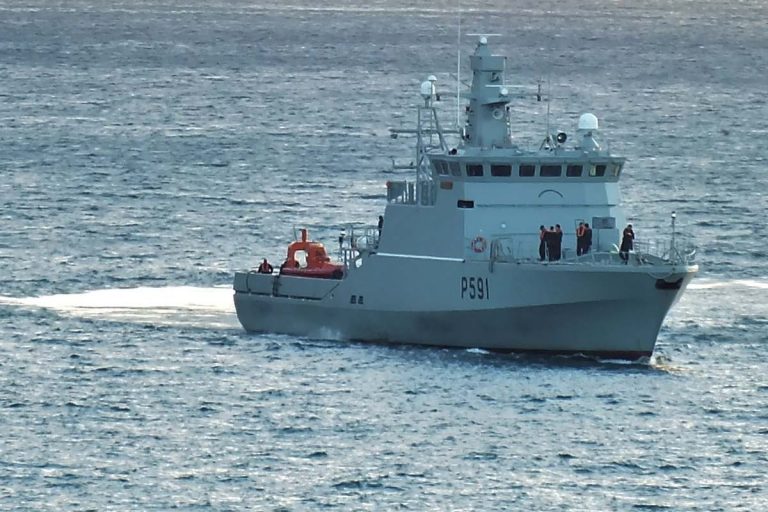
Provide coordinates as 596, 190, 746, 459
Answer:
466, 164, 484, 177
449, 161, 461, 176
433, 161, 449, 175
612, 163, 623, 176
566, 164, 583, 177
589, 164, 607, 177
457, 200, 475, 208
540, 164, 562, 177
519, 164, 535, 177
491, 164, 512, 177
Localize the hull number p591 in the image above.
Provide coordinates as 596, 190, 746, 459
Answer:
461, 276, 489, 300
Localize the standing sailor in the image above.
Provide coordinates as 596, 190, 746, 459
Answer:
538, 225, 547, 261
546, 226, 556, 261
584, 223, 593, 254
576, 222, 586, 255
554, 224, 563, 261
620, 224, 635, 263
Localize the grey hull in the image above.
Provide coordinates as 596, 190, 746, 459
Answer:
234, 256, 696, 359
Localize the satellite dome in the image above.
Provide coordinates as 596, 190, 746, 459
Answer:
578, 113, 599, 131
420, 80, 433, 99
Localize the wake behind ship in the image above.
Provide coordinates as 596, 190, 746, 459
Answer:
233, 36, 698, 359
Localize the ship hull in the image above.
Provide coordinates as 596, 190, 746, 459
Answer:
233, 255, 696, 359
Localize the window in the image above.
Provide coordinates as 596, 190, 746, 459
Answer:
611, 163, 622, 176
540, 164, 562, 177
433, 161, 449, 175
466, 164, 484, 177
457, 200, 475, 208
589, 164, 607, 177
566, 164, 583, 177
449, 161, 461, 176
491, 164, 512, 177
519, 164, 535, 177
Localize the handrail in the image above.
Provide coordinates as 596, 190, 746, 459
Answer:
633, 236, 697, 265
487, 234, 697, 267
338, 225, 381, 272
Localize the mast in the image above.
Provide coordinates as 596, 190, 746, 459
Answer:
463, 37, 511, 148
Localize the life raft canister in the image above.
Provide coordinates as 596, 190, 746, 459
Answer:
471, 236, 487, 253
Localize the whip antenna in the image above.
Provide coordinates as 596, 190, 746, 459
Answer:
546, 77, 551, 140
456, 0, 461, 129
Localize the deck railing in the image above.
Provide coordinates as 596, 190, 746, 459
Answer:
488, 235, 697, 267
632, 236, 697, 265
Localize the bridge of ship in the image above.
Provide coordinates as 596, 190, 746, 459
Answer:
386, 154, 626, 206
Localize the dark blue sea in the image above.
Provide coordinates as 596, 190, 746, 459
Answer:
1, 1, 767, 510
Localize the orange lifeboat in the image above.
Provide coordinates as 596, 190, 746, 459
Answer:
280, 228, 344, 279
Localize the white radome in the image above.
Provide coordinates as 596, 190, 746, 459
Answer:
578, 112, 599, 131
420, 80, 433, 99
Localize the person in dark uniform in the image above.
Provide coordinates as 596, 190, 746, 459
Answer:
554, 224, 563, 260
546, 226, 556, 261
257, 258, 273, 274
538, 225, 547, 261
620, 224, 634, 263
377, 215, 384, 237
584, 223, 592, 254
576, 222, 586, 256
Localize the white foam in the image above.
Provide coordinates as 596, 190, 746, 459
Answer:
688, 278, 768, 290
0, 286, 238, 328
664, 276, 768, 331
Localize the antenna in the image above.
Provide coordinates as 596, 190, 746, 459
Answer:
671, 210, 677, 261
538, 77, 559, 150
456, 0, 461, 129
545, 77, 551, 141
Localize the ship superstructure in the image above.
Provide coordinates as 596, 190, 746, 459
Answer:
233, 37, 697, 359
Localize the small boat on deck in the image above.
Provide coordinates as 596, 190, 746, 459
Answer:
278, 229, 344, 280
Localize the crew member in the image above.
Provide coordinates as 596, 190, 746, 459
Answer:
583, 223, 592, 254
257, 258, 274, 274
538, 225, 547, 261
620, 224, 635, 263
546, 226, 556, 261
576, 222, 586, 256
554, 224, 563, 260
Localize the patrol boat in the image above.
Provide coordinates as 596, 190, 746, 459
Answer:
233, 37, 698, 359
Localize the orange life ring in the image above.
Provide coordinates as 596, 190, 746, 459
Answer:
471, 236, 487, 253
